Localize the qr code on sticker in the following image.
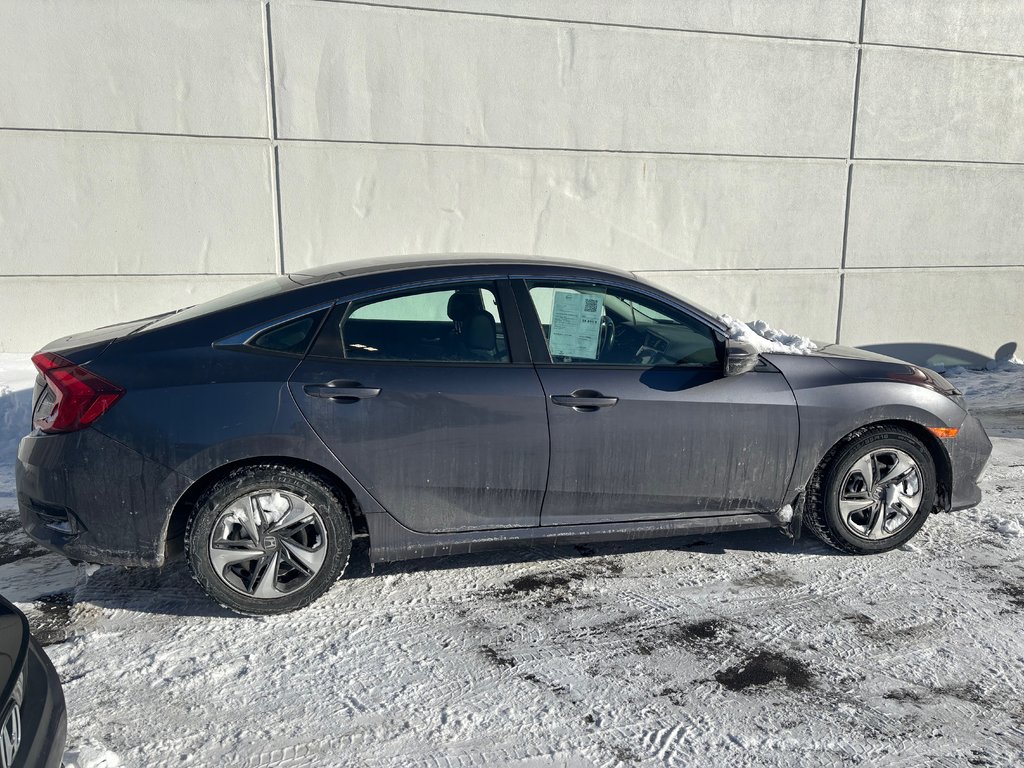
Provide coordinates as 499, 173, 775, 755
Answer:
584, 298, 600, 313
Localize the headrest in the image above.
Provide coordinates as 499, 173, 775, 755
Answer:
447, 290, 483, 322
465, 312, 496, 353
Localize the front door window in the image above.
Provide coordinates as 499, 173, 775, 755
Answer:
526, 282, 720, 368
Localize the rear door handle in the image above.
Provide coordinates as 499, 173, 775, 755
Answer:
303, 381, 381, 401
550, 390, 619, 411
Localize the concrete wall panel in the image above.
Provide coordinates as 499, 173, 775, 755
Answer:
348, 0, 862, 41
279, 144, 847, 273
840, 269, 1024, 359
0, 275, 266, 353
0, 0, 1020, 362
0, 0, 268, 137
0, 132, 277, 276
273, 2, 856, 156
864, 0, 1024, 57
637, 270, 840, 342
847, 162, 1024, 268
857, 47, 1024, 163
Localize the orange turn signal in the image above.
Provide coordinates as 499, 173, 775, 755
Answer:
928, 427, 959, 439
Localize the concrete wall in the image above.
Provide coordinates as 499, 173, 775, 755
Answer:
1, 0, 1021, 365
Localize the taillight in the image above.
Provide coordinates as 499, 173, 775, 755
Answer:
31, 352, 124, 433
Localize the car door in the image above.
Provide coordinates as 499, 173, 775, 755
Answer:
513, 277, 799, 526
289, 277, 549, 533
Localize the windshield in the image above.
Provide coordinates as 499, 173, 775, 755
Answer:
630, 273, 723, 324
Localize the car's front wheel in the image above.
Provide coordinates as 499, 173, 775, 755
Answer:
806, 427, 936, 554
185, 465, 352, 615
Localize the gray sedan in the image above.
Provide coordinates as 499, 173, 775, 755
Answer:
17, 257, 992, 614
0, 595, 66, 768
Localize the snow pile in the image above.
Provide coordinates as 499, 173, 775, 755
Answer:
937, 356, 1024, 376
943, 359, 1024, 415
775, 504, 794, 524
0, 354, 36, 461
720, 316, 818, 355
0, 384, 30, 457
62, 740, 122, 768
990, 517, 1023, 537
987, 355, 1024, 370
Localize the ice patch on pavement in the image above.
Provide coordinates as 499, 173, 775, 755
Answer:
720, 316, 817, 355
2, 554, 86, 602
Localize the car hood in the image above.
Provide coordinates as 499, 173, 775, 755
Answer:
807, 343, 909, 365
804, 343, 962, 398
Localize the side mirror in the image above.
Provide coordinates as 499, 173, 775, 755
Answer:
724, 339, 760, 376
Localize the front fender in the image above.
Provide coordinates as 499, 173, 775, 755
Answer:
766, 354, 966, 498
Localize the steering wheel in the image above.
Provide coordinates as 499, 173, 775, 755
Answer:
598, 315, 616, 358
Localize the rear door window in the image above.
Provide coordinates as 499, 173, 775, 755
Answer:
312, 282, 511, 363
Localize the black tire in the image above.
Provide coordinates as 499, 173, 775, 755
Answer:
185, 464, 352, 615
805, 427, 936, 554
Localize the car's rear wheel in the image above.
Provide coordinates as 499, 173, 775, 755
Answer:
805, 427, 936, 554
185, 465, 352, 615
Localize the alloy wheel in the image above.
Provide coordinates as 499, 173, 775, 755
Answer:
837, 448, 924, 541
208, 490, 328, 598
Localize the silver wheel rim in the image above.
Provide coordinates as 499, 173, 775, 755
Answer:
837, 448, 924, 541
208, 489, 328, 599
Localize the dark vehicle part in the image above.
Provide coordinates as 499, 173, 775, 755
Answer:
724, 338, 760, 376
15, 255, 992, 614
0, 596, 66, 768
185, 466, 353, 615
804, 427, 936, 553
30, 353, 124, 434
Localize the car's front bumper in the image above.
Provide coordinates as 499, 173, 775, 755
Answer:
17, 428, 192, 568
14, 638, 67, 768
948, 412, 992, 511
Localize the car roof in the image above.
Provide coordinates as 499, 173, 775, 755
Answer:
289, 253, 638, 282
282, 253, 726, 331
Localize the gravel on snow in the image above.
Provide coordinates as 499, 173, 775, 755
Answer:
0, 355, 1022, 767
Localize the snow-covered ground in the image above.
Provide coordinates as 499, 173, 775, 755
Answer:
1, 354, 1022, 767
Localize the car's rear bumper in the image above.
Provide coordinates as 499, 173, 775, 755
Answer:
948, 412, 992, 512
15, 638, 67, 768
17, 428, 192, 568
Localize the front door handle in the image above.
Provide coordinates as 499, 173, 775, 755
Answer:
303, 381, 381, 401
550, 390, 619, 412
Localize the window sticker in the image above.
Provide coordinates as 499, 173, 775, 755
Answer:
548, 290, 604, 359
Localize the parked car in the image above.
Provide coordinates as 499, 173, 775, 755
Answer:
0, 595, 66, 768
18, 257, 991, 614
